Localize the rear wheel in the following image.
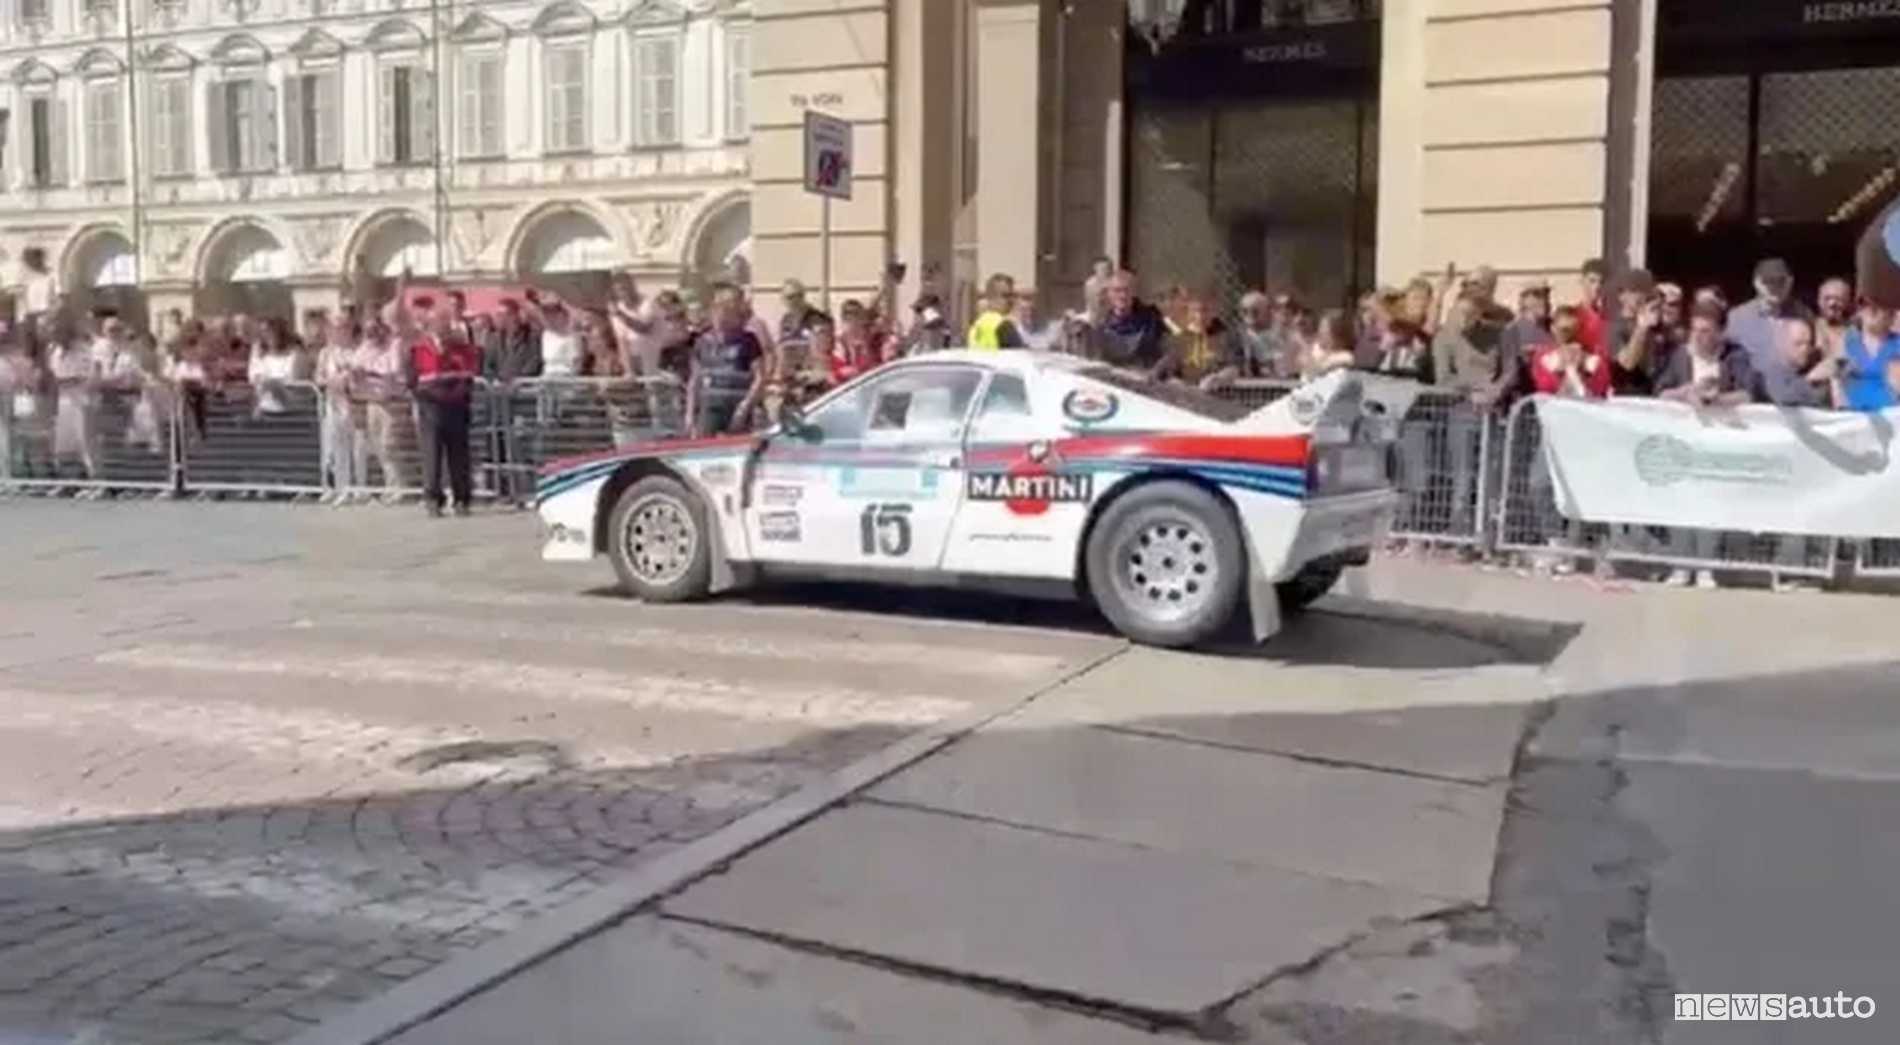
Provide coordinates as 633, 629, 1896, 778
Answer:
607, 476, 711, 602
1085, 481, 1244, 649
1276, 558, 1346, 614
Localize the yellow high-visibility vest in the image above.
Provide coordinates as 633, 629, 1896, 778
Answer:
967, 311, 1009, 350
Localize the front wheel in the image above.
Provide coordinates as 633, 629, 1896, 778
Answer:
606, 475, 712, 602
1276, 558, 1345, 614
1085, 481, 1245, 649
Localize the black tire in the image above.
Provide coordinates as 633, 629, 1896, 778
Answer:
1276, 558, 1345, 614
606, 475, 712, 603
1085, 481, 1245, 648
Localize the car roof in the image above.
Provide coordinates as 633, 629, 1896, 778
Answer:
885, 349, 1095, 378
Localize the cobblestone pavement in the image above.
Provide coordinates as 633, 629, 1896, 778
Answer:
0, 498, 1121, 1044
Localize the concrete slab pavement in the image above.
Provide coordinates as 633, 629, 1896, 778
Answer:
664, 802, 1446, 1020
868, 725, 1507, 903
390, 917, 1190, 1045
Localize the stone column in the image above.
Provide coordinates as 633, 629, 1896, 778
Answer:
747, 0, 894, 327
972, 0, 1044, 294
1378, 0, 1622, 303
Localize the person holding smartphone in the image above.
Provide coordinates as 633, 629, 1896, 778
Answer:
1656, 303, 1755, 411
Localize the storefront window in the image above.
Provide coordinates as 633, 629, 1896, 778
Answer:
1124, 0, 1379, 312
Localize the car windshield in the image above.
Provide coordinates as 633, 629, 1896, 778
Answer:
1074, 366, 1255, 423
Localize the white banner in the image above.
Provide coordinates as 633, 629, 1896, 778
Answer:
1535, 395, 1900, 538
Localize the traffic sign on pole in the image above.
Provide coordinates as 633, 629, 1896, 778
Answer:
803, 110, 854, 202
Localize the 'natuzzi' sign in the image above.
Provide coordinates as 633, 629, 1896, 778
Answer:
1128, 20, 1374, 100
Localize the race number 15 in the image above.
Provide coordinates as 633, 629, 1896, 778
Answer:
860, 504, 912, 557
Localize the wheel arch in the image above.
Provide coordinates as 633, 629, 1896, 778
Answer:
1072, 470, 1249, 605
593, 457, 740, 592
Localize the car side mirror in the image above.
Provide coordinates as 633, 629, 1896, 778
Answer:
778, 404, 822, 444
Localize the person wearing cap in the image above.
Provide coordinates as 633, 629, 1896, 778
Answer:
904, 293, 953, 354
1607, 269, 1679, 397
777, 279, 829, 345
1727, 258, 1815, 373
1496, 281, 1552, 407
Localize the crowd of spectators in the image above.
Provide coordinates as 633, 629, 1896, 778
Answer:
6, 241, 1900, 528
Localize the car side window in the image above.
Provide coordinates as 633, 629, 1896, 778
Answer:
805, 367, 983, 444
967, 374, 1038, 444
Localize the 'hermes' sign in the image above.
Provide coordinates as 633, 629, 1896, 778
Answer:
1242, 41, 1327, 63
1804, 0, 1900, 22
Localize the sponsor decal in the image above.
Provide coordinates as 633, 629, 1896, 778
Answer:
836, 466, 942, 501
759, 511, 802, 543
967, 468, 1095, 517
1062, 388, 1120, 426
544, 523, 587, 546
761, 484, 804, 507
1633, 435, 1795, 488
700, 462, 738, 487
1288, 391, 1324, 426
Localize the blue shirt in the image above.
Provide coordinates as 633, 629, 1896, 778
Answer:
1841, 329, 1900, 411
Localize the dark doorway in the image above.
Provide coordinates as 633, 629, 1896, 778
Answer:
1650, 0, 1900, 301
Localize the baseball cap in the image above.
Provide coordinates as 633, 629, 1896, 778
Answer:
1755, 258, 1794, 288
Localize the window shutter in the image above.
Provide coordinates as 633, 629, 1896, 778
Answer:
545, 51, 564, 152
283, 73, 306, 171
207, 81, 230, 173
458, 53, 477, 156
255, 77, 278, 170
484, 56, 504, 155
660, 40, 678, 143
147, 75, 166, 174
173, 79, 193, 175
316, 70, 340, 167
377, 64, 397, 164
48, 95, 68, 186
410, 67, 435, 161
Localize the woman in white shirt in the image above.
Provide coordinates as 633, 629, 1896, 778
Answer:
51, 331, 100, 479
315, 316, 362, 503
352, 316, 410, 501
248, 318, 301, 417
539, 304, 584, 378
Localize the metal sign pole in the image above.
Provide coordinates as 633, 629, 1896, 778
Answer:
821, 196, 833, 314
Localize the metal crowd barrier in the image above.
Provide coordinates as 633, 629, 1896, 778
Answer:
1492, 397, 1839, 581
492, 377, 686, 500
0, 383, 175, 494
1218, 380, 1488, 548
0, 367, 1885, 589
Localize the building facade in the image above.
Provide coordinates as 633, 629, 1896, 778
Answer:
7, 0, 1899, 327
0, 0, 754, 319
749, 0, 1900, 325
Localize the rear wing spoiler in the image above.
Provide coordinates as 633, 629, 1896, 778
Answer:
1234, 370, 1426, 443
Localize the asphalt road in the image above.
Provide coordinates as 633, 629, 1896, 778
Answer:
0, 499, 1127, 1045
10, 498, 1896, 1045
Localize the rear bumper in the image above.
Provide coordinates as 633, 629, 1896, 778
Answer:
1271, 488, 1397, 581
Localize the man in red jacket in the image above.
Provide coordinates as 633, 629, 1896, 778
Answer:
403, 296, 482, 517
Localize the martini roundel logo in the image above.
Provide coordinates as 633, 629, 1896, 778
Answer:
966, 460, 1095, 516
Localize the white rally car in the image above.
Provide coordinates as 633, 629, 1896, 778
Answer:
537, 352, 1398, 648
